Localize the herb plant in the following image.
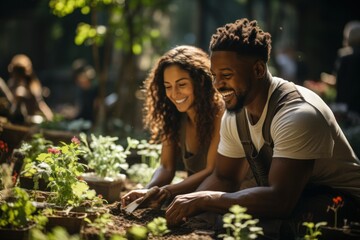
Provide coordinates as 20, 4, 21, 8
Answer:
17, 134, 54, 189
79, 133, 139, 178
0, 187, 47, 229
17, 134, 54, 162
0, 163, 13, 190
21, 137, 103, 208
127, 139, 162, 185
30, 226, 80, 240
84, 213, 114, 240
218, 204, 263, 240
126, 216, 170, 239
302, 221, 327, 240
146, 217, 170, 237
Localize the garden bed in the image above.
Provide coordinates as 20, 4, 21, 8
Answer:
81, 204, 214, 239
80, 179, 215, 239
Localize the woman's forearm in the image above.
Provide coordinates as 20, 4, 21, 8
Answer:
145, 166, 175, 189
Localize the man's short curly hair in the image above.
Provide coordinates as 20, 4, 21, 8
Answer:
209, 18, 272, 62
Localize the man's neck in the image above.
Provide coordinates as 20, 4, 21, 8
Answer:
246, 73, 271, 124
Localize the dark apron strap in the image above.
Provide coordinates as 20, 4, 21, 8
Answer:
236, 81, 303, 186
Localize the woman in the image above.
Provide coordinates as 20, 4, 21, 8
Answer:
122, 45, 224, 208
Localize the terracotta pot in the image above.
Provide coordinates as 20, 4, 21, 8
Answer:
45, 211, 87, 235
82, 173, 125, 203
72, 206, 110, 222
24, 190, 53, 202
0, 223, 35, 240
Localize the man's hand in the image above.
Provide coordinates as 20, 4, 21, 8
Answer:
165, 191, 222, 226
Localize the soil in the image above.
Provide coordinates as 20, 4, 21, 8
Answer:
81, 203, 215, 240
80, 180, 217, 240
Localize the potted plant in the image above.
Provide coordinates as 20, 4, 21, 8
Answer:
0, 187, 48, 239
79, 133, 139, 203
18, 137, 106, 234
41, 208, 87, 235
16, 133, 53, 191
126, 139, 162, 186
0, 163, 47, 240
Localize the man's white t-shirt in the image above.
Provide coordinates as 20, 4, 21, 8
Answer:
218, 76, 360, 201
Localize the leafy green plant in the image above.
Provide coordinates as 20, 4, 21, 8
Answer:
146, 216, 170, 237
126, 216, 170, 239
84, 213, 114, 240
127, 139, 161, 185
137, 140, 162, 169
40, 114, 92, 132
17, 134, 54, 189
218, 205, 263, 240
126, 163, 155, 186
302, 221, 327, 240
79, 133, 139, 178
30, 226, 80, 240
0, 163, 13, 190
0, 187, 47, 230
18, 134, 54, 164
21, 137, 104, 208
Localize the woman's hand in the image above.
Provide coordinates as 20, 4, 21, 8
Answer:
121, 189, 148, 207
145, 186, 172, 209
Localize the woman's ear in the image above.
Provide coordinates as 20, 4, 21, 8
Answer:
254, 60, 266, 79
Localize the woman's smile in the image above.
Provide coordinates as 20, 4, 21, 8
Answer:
175, 97, 188, 104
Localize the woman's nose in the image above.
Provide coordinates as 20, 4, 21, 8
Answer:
171, 87, 180, 98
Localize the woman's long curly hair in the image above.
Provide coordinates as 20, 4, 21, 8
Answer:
143, 45, 223, 147
209, 18, 272, 62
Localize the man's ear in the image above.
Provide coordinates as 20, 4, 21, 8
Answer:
254, 60, 266, 79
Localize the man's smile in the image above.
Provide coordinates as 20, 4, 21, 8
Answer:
220, 90, 235, 101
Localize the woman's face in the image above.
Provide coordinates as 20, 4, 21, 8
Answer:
163, 65, 195, 113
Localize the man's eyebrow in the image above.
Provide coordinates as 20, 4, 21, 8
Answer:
211, 67, 233, 72
219, 67, 233, 71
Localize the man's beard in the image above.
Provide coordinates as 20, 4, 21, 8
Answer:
227, 93, 245, 114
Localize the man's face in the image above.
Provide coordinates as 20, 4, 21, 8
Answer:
210, 51, 256, 113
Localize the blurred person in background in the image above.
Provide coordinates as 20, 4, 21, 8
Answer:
71, 59, 99, 123
0, 76, 14, 118
7, 54, 53, 124
334, 20, 360, 115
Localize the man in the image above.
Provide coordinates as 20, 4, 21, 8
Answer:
165, 18, 360, 238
